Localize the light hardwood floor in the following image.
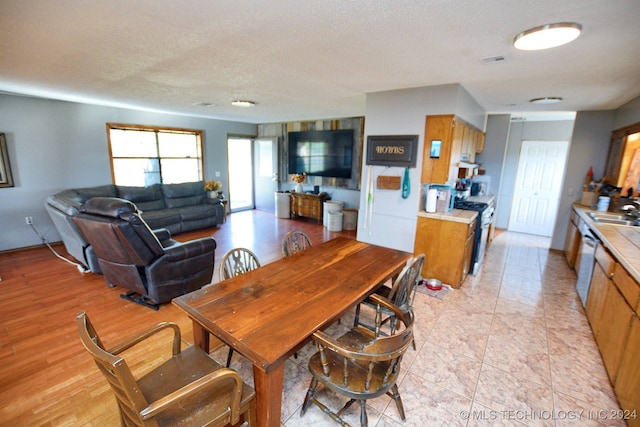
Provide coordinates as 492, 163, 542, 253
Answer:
0, 209, 625, 426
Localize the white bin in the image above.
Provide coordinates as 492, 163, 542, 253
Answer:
342, 208, 358, 230
328, 212, 343, 231
323, 201, 344, 227
275, 192, 290, 219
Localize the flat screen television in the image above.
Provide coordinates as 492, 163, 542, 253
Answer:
288, 129, 354, 179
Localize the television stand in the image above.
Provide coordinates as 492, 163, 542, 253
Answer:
290, 192, 328, 224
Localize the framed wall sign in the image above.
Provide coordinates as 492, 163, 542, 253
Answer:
366, 134, 418, 167
0, 133, 13, 188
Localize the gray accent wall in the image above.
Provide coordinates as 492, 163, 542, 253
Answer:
0, 93, 256, 252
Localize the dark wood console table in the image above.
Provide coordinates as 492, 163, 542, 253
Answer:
290, 192, 328, 224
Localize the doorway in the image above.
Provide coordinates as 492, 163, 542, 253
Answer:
227, 136, 279, 213
227, 137, 254, 212
508, 140, 569, 237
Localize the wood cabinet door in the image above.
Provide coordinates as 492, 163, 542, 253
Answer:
414, 216, 471, 288
614, 315, 640, 427
563, 217, 580, 269
598, 282, 633, 382
422, 115, 454, 184
461, 224, 475, 283
586, 262, 609, 330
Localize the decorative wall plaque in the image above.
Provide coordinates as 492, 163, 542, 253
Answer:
366, 134, 418, 167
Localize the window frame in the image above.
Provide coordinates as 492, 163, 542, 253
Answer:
106, 122, 204, 186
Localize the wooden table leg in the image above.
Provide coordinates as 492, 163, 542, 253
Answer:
253, 363, 284, 427
192, 321, 210, 352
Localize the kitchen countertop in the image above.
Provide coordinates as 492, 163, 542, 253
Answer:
573, 204, 640, 283
417, 208, 478, 224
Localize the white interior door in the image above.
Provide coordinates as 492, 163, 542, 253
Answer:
508, 140, 569, 236
254, 137, 279, 212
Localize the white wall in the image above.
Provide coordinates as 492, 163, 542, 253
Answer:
357, 84, 484, 252
0, 93, 256, 252
550, 111, 615, 249
613, 96, 640, 130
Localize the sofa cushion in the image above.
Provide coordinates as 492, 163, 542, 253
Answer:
141, 209, 182, 233
178, 204, 218, 222
75, 185, 117, 203
162, 181, 206, 208
116, 184, 166, 211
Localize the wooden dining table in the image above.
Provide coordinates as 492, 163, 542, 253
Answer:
172, 237, 412, 427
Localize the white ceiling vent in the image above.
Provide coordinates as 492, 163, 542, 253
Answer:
510, 116, 527, 122
480, 55, 508, 64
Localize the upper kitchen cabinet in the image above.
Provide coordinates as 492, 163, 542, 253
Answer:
421, 114, 485, 184
603, 122, 640, 195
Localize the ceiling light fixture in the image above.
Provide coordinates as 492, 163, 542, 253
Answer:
529, 97, 563, 105
231, 100, 255, 107
513, 22, 582, 50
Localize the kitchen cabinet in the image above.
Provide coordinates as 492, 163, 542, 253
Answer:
563, 209, 581, 269
614, 315, 640, 427
421, 115, 484, 184
586, 245, 633, 383
414, 215, 476, 288
603, 122, 640, 192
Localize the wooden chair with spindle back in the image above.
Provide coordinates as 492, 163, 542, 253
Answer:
353, 254, 425, 349
76, 312, 256, 427
219, 247, 261, 281
281, 230, 312, 257
218, 247, 261, 367
300, 294, 414, 427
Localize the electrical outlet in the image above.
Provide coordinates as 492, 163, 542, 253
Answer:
25, 216, 33, 225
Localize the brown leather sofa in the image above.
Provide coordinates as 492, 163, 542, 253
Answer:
72, 197, 216, 309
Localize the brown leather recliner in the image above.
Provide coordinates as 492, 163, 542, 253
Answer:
72, 197, 216, 309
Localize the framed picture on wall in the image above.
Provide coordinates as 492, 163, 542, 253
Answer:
0, 133, 14, 188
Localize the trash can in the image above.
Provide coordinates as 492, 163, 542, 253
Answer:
328, 212, 343, 231
323, 201, 344, 227
275, 192, 290, 219
342, 208, 358, 230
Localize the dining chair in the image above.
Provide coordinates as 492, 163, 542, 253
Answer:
353, 254, 425, 349
300, 294, 414, 427
281, 230, 312, 257
218, 247, 261, 367
219, 247, 261, 281
76, 312, 256, 427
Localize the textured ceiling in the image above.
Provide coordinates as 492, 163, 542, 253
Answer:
1, 0, 639, 124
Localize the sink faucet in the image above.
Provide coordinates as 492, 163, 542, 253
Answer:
619, 200, 640, 218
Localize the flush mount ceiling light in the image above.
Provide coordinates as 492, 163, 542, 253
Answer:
513, 22, 582, 50
231, 100, 255, 107
529, 97, 563, 105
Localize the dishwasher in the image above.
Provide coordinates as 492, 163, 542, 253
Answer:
575, 221, 599, 307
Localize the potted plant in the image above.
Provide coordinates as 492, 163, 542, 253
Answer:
291, 173, 306, 193
204, 180, 223, 198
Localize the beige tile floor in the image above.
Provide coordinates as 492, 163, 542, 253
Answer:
216, 231, 624, 427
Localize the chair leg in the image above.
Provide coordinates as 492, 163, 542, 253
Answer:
353, 303, 361, 327
359, 399, 368, 427
388, 383, 406, 421
301, 377, 318, 415
226, 348, 234, 367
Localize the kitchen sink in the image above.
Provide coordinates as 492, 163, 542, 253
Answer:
588, 212, 639, 226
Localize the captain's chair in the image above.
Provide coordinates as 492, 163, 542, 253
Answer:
72, 197, 216, 309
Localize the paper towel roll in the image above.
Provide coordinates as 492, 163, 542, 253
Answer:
426, 188, 437, 213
